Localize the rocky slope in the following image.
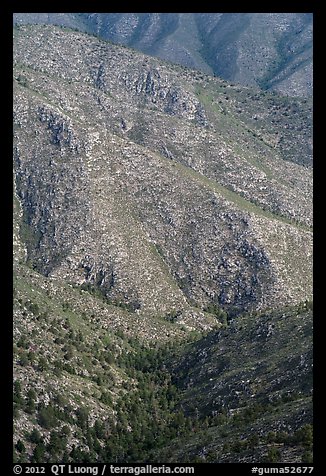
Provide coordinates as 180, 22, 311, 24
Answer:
13, 24, 312, 318
13, 259, 313, 464
157, 303, 313, 463
13, 261, 313, 463
13, 13, 313, 97
13, 25, 313, 463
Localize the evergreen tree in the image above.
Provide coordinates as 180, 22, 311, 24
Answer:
15, 440, 25, 453
38, 405, 58, 429
32, 442, 46, 463
13, 381, 24, 407
76, 406, 89, 430
29, 428, 42, 444
25, 388, 37, 414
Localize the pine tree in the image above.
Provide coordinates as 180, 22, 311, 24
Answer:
16, 440, 25, 453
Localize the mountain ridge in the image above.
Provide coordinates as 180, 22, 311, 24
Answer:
13, 24, 312, 317
13, 24, 313, 464
13, 13, 313, 97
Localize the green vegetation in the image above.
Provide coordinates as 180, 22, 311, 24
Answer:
203, 303, 228, 325
79, 281, 138, 312
167, 149, 311, 232
13, 275, 312, 463
13, 24, 312, 464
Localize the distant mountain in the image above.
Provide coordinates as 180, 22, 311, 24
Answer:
13, 13, 313, 97
13, 25, 312, 463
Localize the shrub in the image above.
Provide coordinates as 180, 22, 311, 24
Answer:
48, 430, 67, 456
38, 357, 48, 371
38, 405, 58, 429
19, 352, 29, 367
13, 381, 23, 406
302, 450, 313, 463
32, 442, 46, 463
60, 425, 71, 438
94, 420, 106, 439
76, 406, 89, 430
53, 393, 68, 408
29, 428, 42, 444
25, 393, 36, 414
15, 439, 25, 453
17, 336, 29, 349
27, 302, 40, 315
100, 392, 113, 405
266, 446, 281, 463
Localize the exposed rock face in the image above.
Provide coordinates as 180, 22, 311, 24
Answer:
13, 13, 313, 97
13, 25, 312, 319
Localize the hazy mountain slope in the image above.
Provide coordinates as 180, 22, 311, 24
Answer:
13, 13, 313, 97
195, 13, 313, 97
13, 25, 312, 317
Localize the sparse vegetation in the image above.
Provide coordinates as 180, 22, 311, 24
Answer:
13, 269, 312, 463
13, 23, 312, 464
